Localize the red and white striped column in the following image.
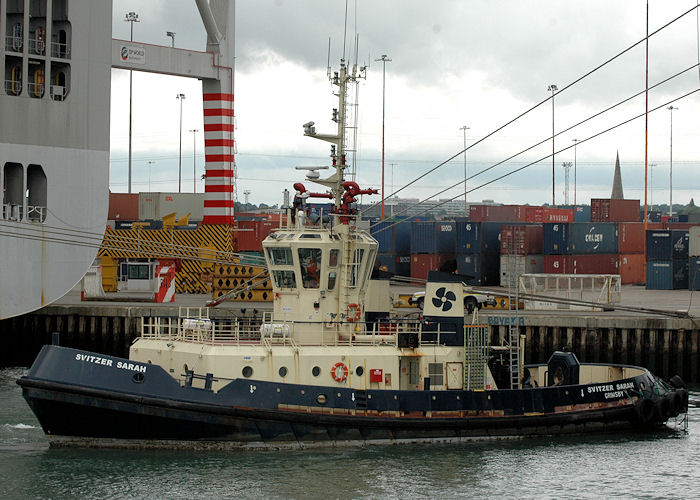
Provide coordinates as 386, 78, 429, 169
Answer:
202, 88, 235, 225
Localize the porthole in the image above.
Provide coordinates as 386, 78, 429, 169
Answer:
132, 372, 145, 383
317, 394, 327, 405
279, 366, 288, 378
312, 366, 321, 377
356, 366, 364, 376
242, 366, 253, 378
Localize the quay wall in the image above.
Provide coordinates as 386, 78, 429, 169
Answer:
1, 306, 698, 383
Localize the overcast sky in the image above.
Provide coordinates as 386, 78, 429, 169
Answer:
110, 0, 700, 209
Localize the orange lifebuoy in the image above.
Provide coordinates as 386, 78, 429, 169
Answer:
331, 362, 349, 383
347, 303, 361, 322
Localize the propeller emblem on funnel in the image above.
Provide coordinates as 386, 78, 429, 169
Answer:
432, 287, 456, 312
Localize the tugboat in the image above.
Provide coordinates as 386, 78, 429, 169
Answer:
18, 58, 689, 448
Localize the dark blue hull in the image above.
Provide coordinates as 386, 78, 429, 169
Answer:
17, 346, 687, 448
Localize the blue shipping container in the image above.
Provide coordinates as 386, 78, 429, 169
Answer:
560, 205, 591, 222
646, 260, 689, 290
411, 221, 456, 253
690, 258, 700, 291
646, 230, 689, 261
455, 222, 502, 254
543, 223, 570, 255
375, 253, 411, 276
371, 220, 411, 253
455, 253, 500, 286
569, 222, 618, 254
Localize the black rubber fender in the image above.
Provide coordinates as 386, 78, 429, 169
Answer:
669, 375, 686, 389
635, 397, 655, 424
655, 396, 673, 421
679, 388, 689, 412
669, 391, 683, 417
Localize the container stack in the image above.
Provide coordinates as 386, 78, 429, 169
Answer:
646, 229, 689, 290
618, 222, 658, 284
371, 219, 411, 276
499, 224, 543, 287
543, 222, 619, 275
690, 227, 700, 291
410, 221, 456, 281
454, 221, 501, 285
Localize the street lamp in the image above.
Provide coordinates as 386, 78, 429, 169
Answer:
667, 105, 678, 217
176, 93, 186, 193
459, 125, 470, 215
547, 84, 558, 206
124, 11, 139, 194
147, 160, 155, 192
572, 138, 578, 206
375, 54, 391, 220
189, 129, 199, 192
166, 31, 175, 48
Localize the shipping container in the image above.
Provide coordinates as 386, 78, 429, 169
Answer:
646, 230, 689, 261
618, 222, 662, 254
543, 254, 573, 274
139, 192, 204, 221
455, 253, 500, 286
410, 221, 456, 253
108, 193, 139, 220
523, 206, 574, 223
591, 198, 640, 222
544, 254, 618, 275
646, 260, 689, 290
235, 220, 278, 252
376, 253, 411, 276
468, 204, 526, 222
618, 254, 646, 285
690, 257, 700, 290
500, 224, 543, 254
543, 223, 570, 255
410, 253, 455, 281
569, 223, 619, 254
561, 205, 592, 222
691, 226, 700, 257
662, 222, 699, 231
499, 254, 543, 287
455, 221, 502, 254
370, 220, 411, 253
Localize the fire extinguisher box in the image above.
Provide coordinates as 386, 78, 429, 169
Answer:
370, 368, 383, 383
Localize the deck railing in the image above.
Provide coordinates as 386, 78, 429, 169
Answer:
139, 308, 438, 348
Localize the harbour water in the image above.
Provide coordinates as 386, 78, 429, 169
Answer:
1, 367, 698, 499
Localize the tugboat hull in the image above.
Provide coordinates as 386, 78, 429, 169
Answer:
18, 346, 687, 449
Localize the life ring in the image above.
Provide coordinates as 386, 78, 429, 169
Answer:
331, 362, 348, 383
346, 303, 361, 322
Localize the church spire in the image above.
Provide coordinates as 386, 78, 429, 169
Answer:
611, 151, 624, 199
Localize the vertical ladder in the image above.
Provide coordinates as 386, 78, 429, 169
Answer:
506, 230, 520, 389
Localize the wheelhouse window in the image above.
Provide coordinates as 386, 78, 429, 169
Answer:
329, 249, 339, 267
272, 270, 296, 289
349, 248, 364, 288
267, 247, 293, 266
298, 248, 321, 289
327, 271, 337, 290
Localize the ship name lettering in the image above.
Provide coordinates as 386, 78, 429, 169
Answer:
75, 353, 113, 367
604, 390, 624, 399
587, 384, 614, 393
116, 361, 147, 373
615, 381, 634, 390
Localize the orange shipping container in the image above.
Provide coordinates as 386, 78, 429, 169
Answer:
618, 254, 646, 284
108, 193, 139, 220
618, 222, 662, 254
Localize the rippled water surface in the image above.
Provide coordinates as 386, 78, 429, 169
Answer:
2, 367, 698, 499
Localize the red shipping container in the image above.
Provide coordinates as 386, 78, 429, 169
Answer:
235, 220, 278, 251
500, 224, 543, 254
469, 205, 526, 222
410, 253, 454, 281
544, 255, 573, 274
618, 254, 646, 284
544, 254, 618, 274
663, 222, 700, 231
591, 199, 640, 222
108, 193, 139, 220
619, 222, 662, 254
543, 207, 575, 223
